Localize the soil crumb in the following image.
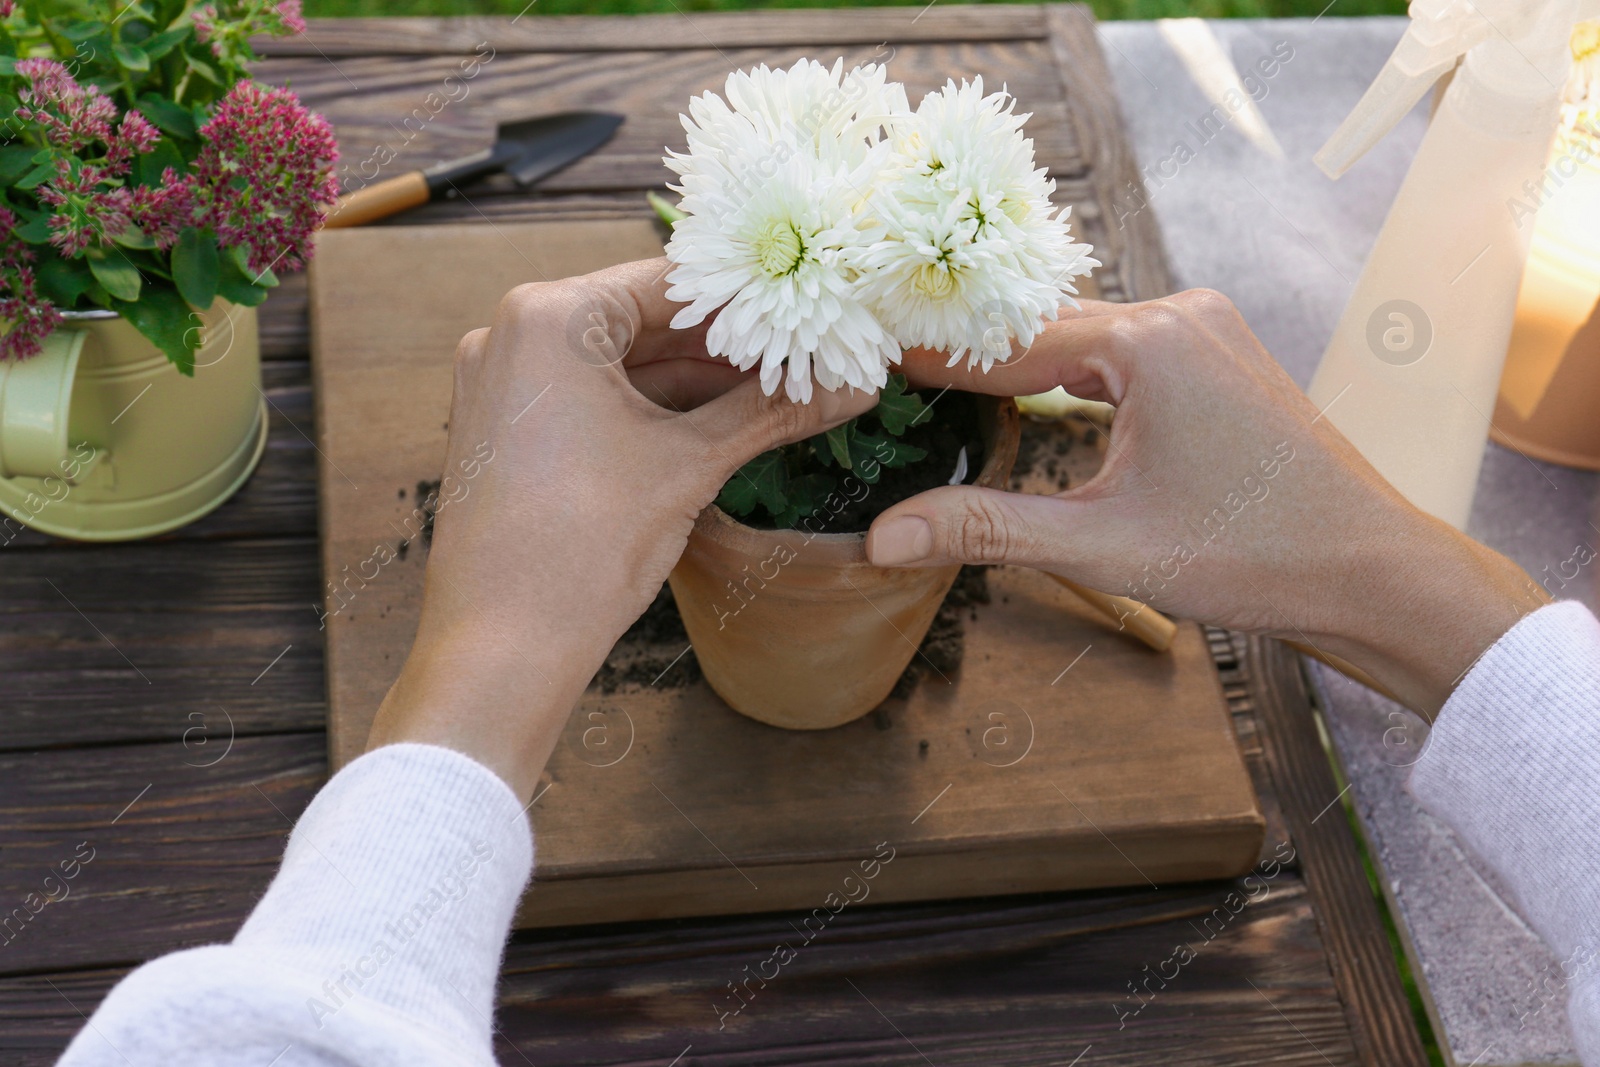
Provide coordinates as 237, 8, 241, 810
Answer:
592, 584, 702, 693
886, 565, 990, 700
416, 478, 442, 549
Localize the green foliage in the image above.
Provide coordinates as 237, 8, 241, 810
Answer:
85, 248, 141, 301
171, 226, 218, 309
716, 373, 934, 529
2, 0, 277, 120
0, 0, 296, 365
112, 284, 196, 374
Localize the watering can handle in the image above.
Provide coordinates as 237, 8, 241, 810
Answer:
0, 328, 96, 481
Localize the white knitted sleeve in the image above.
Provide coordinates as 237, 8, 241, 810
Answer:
56, 743, 534, 1067
1410, 600, 1600, 1064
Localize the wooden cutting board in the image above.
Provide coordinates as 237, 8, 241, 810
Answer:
310, 218, 1264, 927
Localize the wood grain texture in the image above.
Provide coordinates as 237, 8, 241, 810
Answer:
0, 539, 325, 747
1, 879, 1359, 1067
0, 734, 324, 972
254, 44, 1085, 197
254, 6, 1049, 56
1246, 635, 1431, 1067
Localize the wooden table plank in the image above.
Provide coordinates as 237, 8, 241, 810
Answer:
1246, 636, 1431, 1067
254, 6, 1050, 56
0, 734, 324, 972
253, 42, 1086, 197
1, 879, 1360, 1067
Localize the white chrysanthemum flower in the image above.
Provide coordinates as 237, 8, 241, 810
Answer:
860, 76, 1099, 370
665, 141, 899, 403
664, 59, 909, 403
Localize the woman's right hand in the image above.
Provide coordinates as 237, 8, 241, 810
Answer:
866, 290, 1546, 717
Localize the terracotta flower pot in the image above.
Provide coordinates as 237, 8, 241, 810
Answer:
669, 395, 1021, 729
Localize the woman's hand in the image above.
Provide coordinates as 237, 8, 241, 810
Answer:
865, 290, 1546, 717
366, 258, 874, 800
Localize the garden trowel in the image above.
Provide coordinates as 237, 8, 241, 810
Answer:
322, 110, 624, 228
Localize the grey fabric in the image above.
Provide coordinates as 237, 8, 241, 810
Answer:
1099, 16, 1600, 1064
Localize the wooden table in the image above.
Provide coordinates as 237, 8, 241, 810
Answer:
0, 7, 1428, 1064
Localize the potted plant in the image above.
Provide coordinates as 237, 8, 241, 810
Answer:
657, 59, 1097, 728
0, 0, 336, 540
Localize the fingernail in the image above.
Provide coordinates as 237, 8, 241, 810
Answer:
869, 516, 933, 566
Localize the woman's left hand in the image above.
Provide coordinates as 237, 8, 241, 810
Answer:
366, 258, 875, 800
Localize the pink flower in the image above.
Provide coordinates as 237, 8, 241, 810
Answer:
0, 210, 64, 362
37, 160, 134, 257
191, 82, 339, 275
193, 4, 218, 44
130, 170, 198, 251
276, 0, 307, 35
106, 110, 161, 167
196, 0, 305, 59
0, 2, 16, 17
14, 59, 118, 153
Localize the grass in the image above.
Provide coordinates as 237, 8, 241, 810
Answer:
1315, 707, 1448, 1067
302, 0, 1407, 25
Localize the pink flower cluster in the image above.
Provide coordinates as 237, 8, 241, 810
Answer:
0, 209, 64, 361
186, 81, 339, 275
195, 0, 307, 56
16, 60, 169, 258
15, 58, 119, 153
2, 61, 338, 360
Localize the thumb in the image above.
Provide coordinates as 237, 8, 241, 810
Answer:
686, 377, 879, 470
865, 485, 1105, 571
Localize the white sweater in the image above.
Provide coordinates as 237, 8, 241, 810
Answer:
57, 601, 1600, 1066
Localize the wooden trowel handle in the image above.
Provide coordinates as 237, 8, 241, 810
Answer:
323, 171, 430, 229
1042, 570, 1406, 703
1045, 572, 1177, 652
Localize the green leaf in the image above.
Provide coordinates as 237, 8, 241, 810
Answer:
112, 227, 156, 249
135, 92, 195, 139
184, 52, 222, 86
112, 286, 196, 374
134, 137, 184, 186
215, 245, 274, 305
823, 424, 853, 470
112, 41, 149, 71
86, 252, 142, 303
0, 57, 16, 77
217, 253, 269, 303
15, 213, 52, 243
35, 254, 95, 308
139, 25, 190, 61
773, 472, 834, 528
172, 227, 218, 310
215, 269, 270, 307
15, 160, 53, 189
874, 374, 933, 435
716, 450, 789, 519
0, 146, 35, 184
865, 433, 928, 470
60, 20, 108, 41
